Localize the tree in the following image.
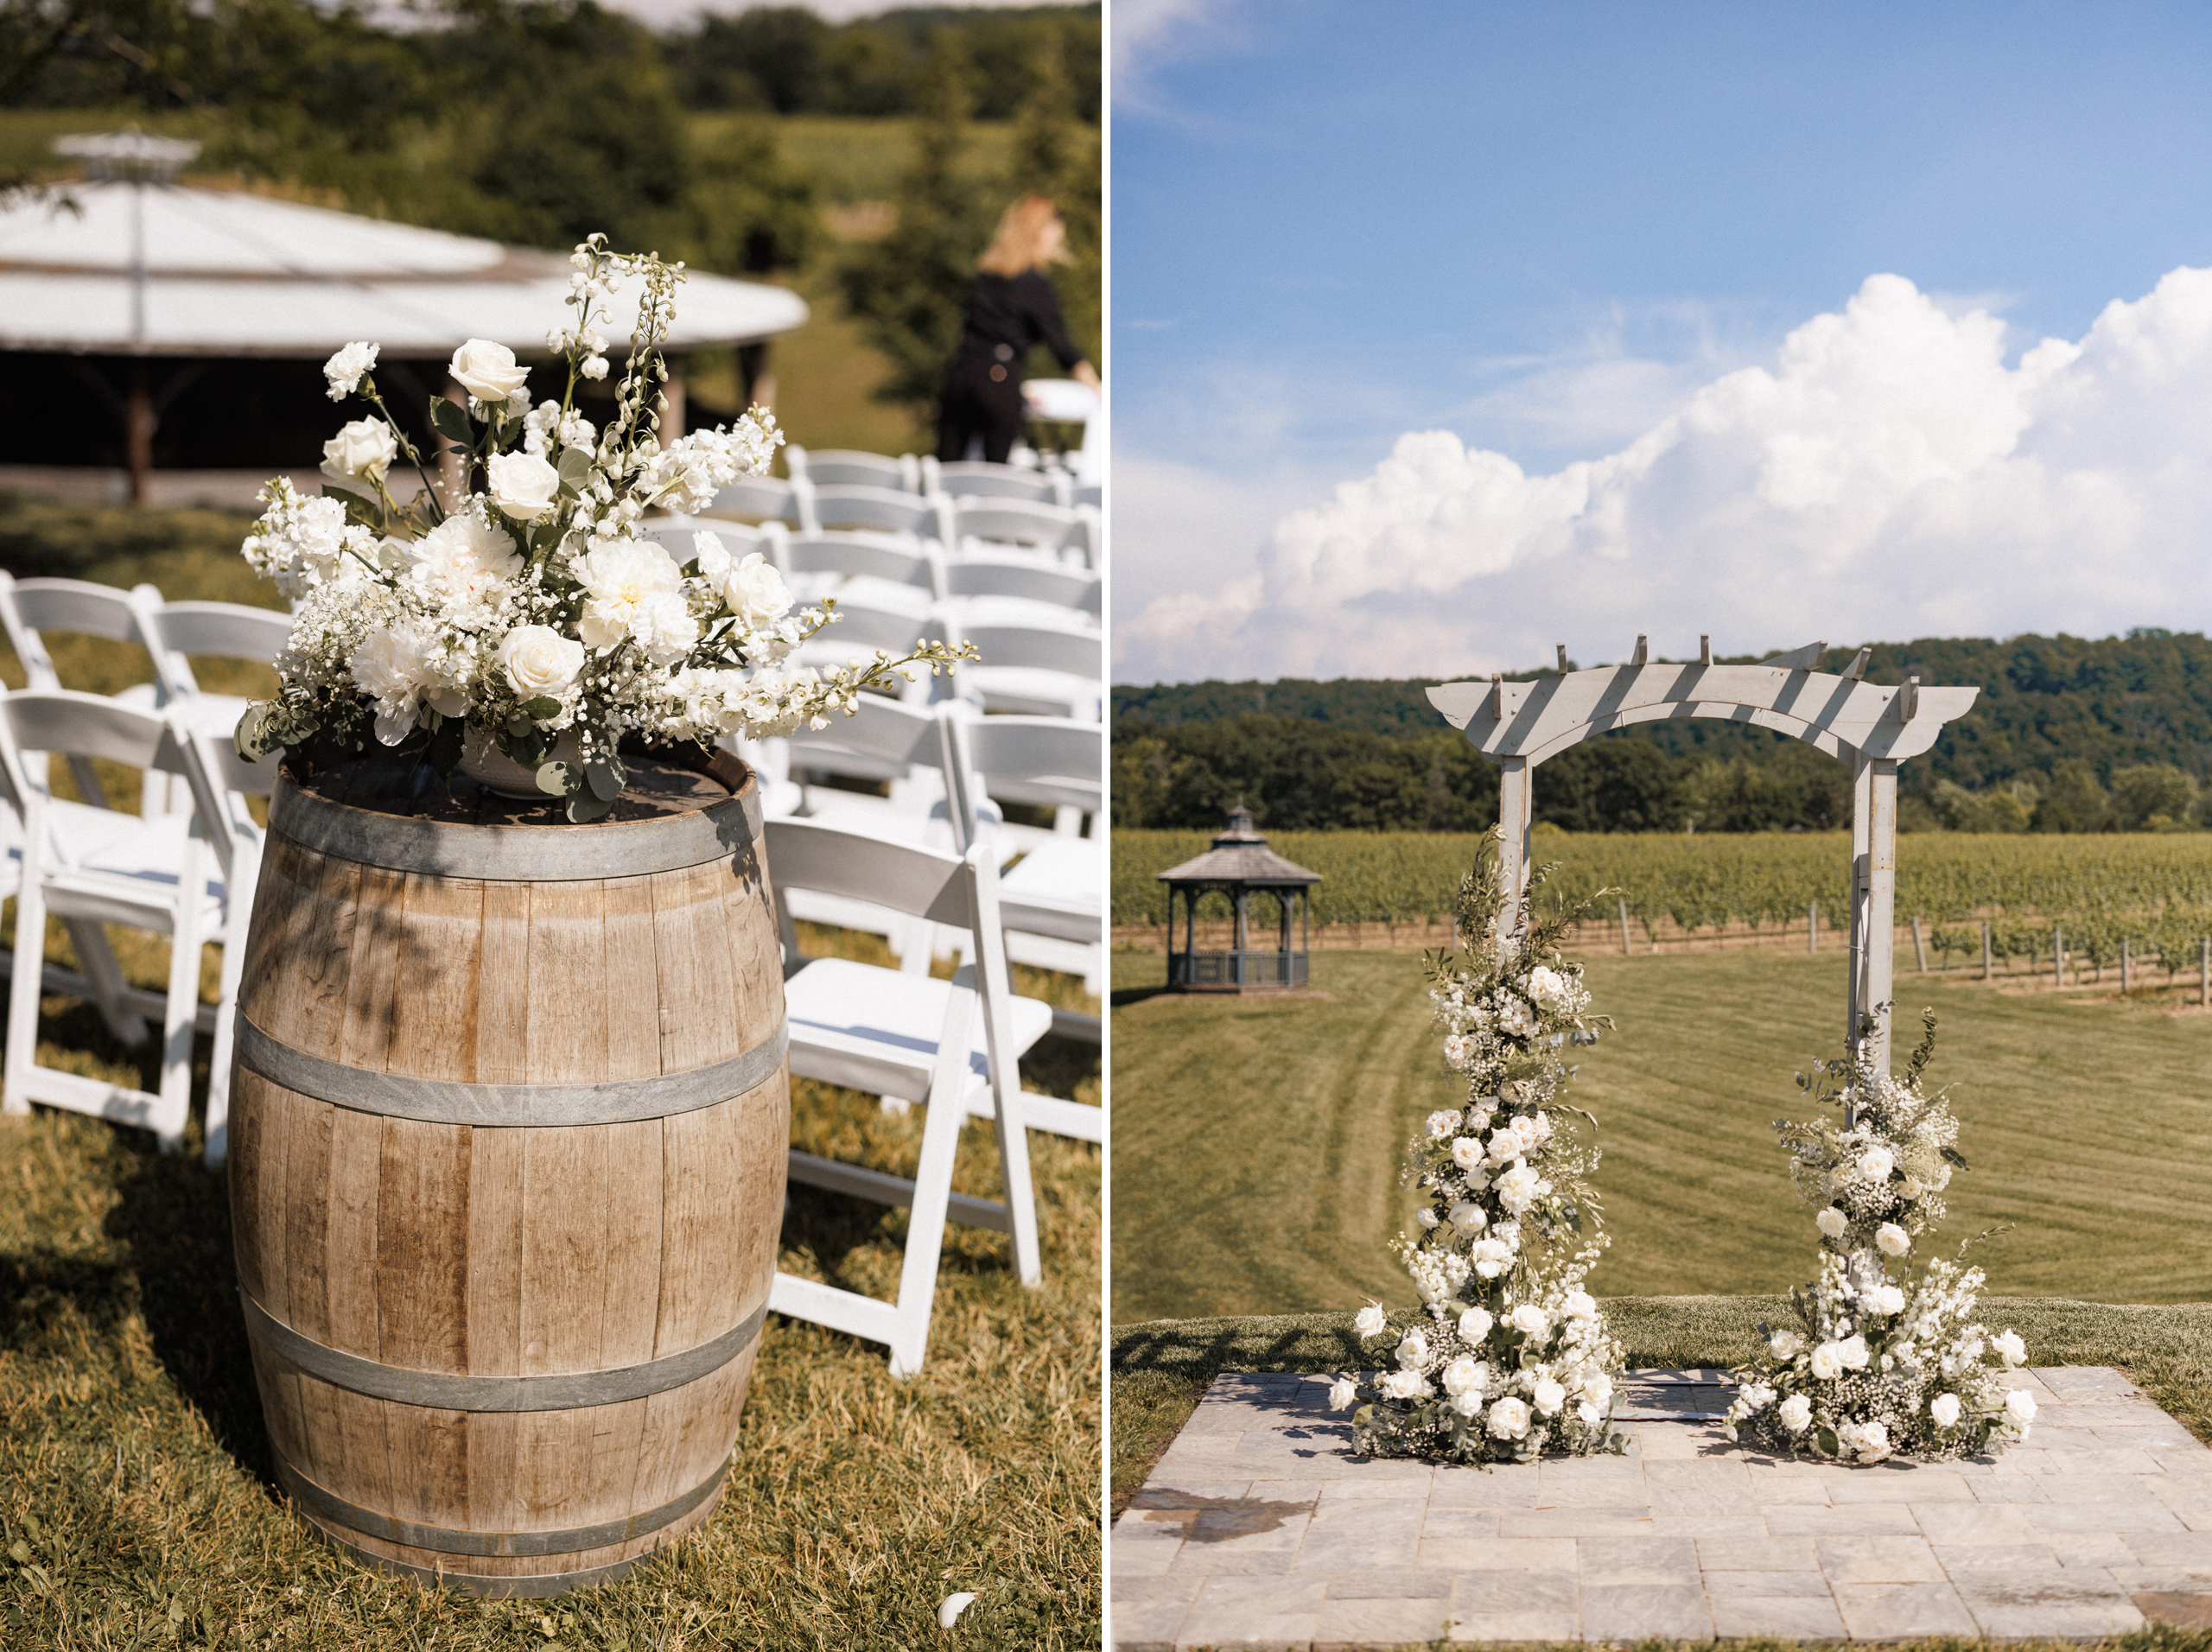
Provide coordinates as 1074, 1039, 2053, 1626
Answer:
2108, 764, 2196, 830
2032, 759, 2110, 833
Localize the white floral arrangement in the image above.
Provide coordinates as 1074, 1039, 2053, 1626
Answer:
1725, 1016, 2035, 1462
235, 235, 967, 819
1331, 835, 1628, 1465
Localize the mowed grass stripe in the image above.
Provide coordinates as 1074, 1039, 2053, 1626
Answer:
1109, 948, 2212, 1323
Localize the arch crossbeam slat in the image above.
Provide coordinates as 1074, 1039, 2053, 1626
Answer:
1427, 653, 1978, 1081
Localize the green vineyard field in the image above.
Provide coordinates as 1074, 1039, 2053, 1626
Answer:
1113, 829, 2212, 969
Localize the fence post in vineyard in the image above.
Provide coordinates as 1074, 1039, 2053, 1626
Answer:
2202, 937, 2209, 1010
2121, 937, 2132, 994
1981, 921, 1992, 982
1618, 898, 1632, 956
1910, 915, 1927, 974
2055, 926, 2065, 988
1808, 901, 1817, 953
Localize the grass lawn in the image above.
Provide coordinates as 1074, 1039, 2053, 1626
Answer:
1110, 945, 2212, 1325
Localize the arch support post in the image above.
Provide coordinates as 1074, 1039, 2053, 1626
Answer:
1496, 757, 1532, 947
1858, 759, 1899, 1081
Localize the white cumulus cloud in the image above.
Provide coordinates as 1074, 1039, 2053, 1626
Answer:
1112, 268, 2212, 683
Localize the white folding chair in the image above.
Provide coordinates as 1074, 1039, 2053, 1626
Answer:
766, 817, 1046, 1376
942, 554, 1101, 621
704, 476, 803, 526
637, 514, 768, 562
787, 446, 919, 493
791, 600, 949, 704
1072, 482, 1102, 511
0, 573, 166, 805
946, 496, 1094, 569
949, 618, 1103, 721
772, 531, 947, 608
0, 692, 243, 1154
922, 457, 1072, 507
805, 483, 951, 548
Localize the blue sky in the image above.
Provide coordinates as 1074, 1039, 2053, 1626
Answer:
1112, 1, 2212, 682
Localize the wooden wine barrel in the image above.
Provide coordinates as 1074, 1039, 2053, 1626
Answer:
225, 750, 788, 1597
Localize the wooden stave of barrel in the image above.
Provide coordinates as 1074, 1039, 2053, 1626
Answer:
226, 754, 787, 1596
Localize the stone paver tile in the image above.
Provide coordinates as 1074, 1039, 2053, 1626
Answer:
2055, 1400, 2181, 1426
1420, 1509, 1502, 1541
2180, 1509, 2212, 1532
1448, 1569, 1579, 1616
1574, 1534, 1700, 1585
2144, 1473, 2212, 1509
1827, 1469, 1974, 1503
1709, 1592, 1849, 1637
1743, 1473, 1834, 1504
1303, 1498, 1424, 1536
2125, 1531, 2212, 1566
2099, 1427, 2211, 1454
1537, 1457, 1648, 1488
1703, 1568, 1832, 1598
2029, 1426, 2123, 1454
2049, 1530, 2141, 1568
2036, 1366, 2135, 1395
2112, 1565, 2212, 1594
1815, 1534, 1944, 1583
1913, 1502, 2040, 1545
1175, 1573, 1327, 1651
1128, 1481, 1254, 1509
1311, 1596, 1450, 1649
1166, 1550, 1301, 1577
1415, 1536, 1577, 1572
1290, 1534, 1421, 1573
1995, 1369, 2056, 1399
1313, 1473, 1438, 1502
1625, 1426, 1739, 1460
1109, 1601, 1188, 1651
1114, 1531, 1187, 1575
1580, 1582, 1713, 1639
1230, 1424, 1357, 1460
1423, 1470, 1546, 1509
2027, 1500, 2184, 1534
1323, 1571, 1455, 1599
1116, 1575, 1205, 1606
1698, 1535, 1819, 1572
1830, 1579, 1980, 1638
1446, 1611, 1580, 1643
1763, 1503, 1922, 1534
2133, 1589, 2212, 1629
1497, 1506, 1656, 1537
2042, 1446, 2167, 1476
1968, 1473, 2051, 1504
1955, 1568, 2146, 1637
1986, 1446, 2056, 1476
1649, 1489, 1762, 1517
1932, 1543, 2063, 1576
1650, 1514, 1770, 1538
2156, 1446, 2212, 1472
1643, 1458, 1752, 1488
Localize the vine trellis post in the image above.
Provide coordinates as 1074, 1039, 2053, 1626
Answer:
1428, 637, 1978, 1083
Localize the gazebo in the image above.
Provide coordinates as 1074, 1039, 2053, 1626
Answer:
1156, 807, 1321, 993
0, 130, 810, 502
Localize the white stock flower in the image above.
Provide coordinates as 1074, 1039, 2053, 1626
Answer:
1777, 1394, 1814, 1432
450, 339, 530, 403
1328, 1377, 1357, 1411
498, 626, 584, 704
1506, 1303, 1549, 1337
1485, 1396, 1532, 1439
1471, 1238, 1514, 1279
1353, 1303, 1388, 1339
1929, 1392, 1961, 1427
574, 537, 684, 651
580, 354, 609, 381
1866, 1285, 1907, 1317
1857, 1144, 1896, 1185
1993, 1331, 2025, 1367
1561, 1289, 1598, 1322
1457, 1306, 1494, 1344
1815, 1206, 1848, 1240
1446, 1200, 1486, 1234
1876, 1223, 1911, 1256
486, 450, 562, 521
1809, 1342, 1846, 1380
324, 340, 378, 401
1770, 1329, 1802, 1360
1531, 1377, 1566, 1415
2004, 1388, 2037, 1427
1426, 1109, 1461, 1140
321, 417, 396, 483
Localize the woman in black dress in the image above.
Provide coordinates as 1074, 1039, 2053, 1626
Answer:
938, 195, 1100, 464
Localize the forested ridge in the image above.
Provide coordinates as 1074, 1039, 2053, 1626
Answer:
1112, 632, 2212, 834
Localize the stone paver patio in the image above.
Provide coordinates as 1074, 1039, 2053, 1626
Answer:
1111, 1367, 2212, 1647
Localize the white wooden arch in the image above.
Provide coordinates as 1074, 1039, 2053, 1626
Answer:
1428, 638, 1980, 1078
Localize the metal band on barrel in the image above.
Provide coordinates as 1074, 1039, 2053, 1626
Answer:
234, 1014, 786, 1128
238, 1287, 766, 1413
269, 772, 765, 881
272, 1446, 730, 1558
303, 1529, 657, 1598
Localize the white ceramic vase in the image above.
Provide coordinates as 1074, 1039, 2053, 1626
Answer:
456, 724, 581, 800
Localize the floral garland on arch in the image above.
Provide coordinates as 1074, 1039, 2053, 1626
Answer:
1724, 1013, 2037, 1463
234, 234, 969, 820
1331, 834, 1628, 1465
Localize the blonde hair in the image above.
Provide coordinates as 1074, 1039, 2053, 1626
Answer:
978, 195, 1065, 276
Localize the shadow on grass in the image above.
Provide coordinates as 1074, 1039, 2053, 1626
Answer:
1109, 983, 1173, 1010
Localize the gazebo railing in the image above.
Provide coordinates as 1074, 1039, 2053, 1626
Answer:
1167, 950, 1308, 988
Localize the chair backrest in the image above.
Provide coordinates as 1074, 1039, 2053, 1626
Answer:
952, 620, 1103, 679
1072, 482, 1102, 511
949, 715, 1103, 822
808, 484, 948, 543
765, 816, 982, 937
925, 460, 1070, 507
943, 556, 1100, 616
175, 721, 275, 880
705, 477, 800, 525
0, 573, 162, 690
637, 515, 767, 562
950, 499, 1084, 554
141, 600, 291, 698
779, 533, 945, 598
788, 446, 918, 492
785, 690, 950, 776
801, 600, 948, 658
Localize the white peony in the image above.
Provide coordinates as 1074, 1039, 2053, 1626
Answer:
1857, 1144, 1896, 1185
1866, 1285, 1907, 1317
1426, 1109, 1461, 1140
574, 537, 684, 651
321, 417, 396, 483
1457, 1306, 1494, 1344
350, 622, 448, 744
1440, 1357, 1484, 1396
1561, 1289, 1598, 1322
1328, 1377, 1357, 1411
1876, 1222, 1911, 1256
498, 625, 584, 703
1450, 1387, 1485, 1417
1777, 1394, 1814, 1432
1770, 1329, 1802, 1359
1808, 1342, 1846, 1380
1446, 1200, 1486, 1234
1531, 1376, 1566, 1415
1485, 1396, 1532, 1439
1353, 1303, 1388, 1338
1506, 1302, 1550, 1337
1815, 1206, 1847, 1240
1495, 1164, 1543, 1215
1993, 1331, 2025, 1368
724, 552, 791, 628
324, 340, 378, 401
1470, 1238, 1514, 1279
410, 511, 520, 602
485, 450, 562, 521
2004, 1388, 2037, 1427
1929, 1392, 1961, 1427
449, 338, 531, 403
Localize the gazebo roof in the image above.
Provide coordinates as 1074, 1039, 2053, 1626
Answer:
1156, 808, 1321, 886
0, 178, 809, 358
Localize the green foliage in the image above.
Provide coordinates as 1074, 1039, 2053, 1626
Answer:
1008, 24, 1099, 372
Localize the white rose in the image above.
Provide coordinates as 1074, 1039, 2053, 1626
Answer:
498, 626, 584, 703
1815, 1206, 1847, 1240
1496, 1165, 1543, 1214
1442, 1033, 1472, 1069
1446, 1200, 1486, 1233
1857, 1144, 1896, 1185
1415, 1207, 1439, 1229
724, 552, 791, 627
1395, 1330, 1429, 1370
1352, 1303, 1388, 1339
1808, 1342, 1846, 1379
1506, 1303, 1549, 1337
1929, 1392, 1961, 1427
1579, 1370, 1612, 1407
1561, 1289, 1598, 1322
1327, 1377, 1357, 1411
1426, 1109, 1460, 1140
450, 338, 530, 403
1777, 1394, 1814, 1432
1526, 965, 1567, 1006
1577, 1399, 1604, 1426
1485, 1396, 1532, 1439
1867, 1285, 1906, 1317
1451, 1137, 1485, 1171
1470, 1238, 1514, 1279
324, 340, 378, 401
2004, 1388, 2037, 1427
1876, 1223, 1911, 1257
486, 450, 562, 521
1451, 1387, 1485, 1417
1532, 1376, 1566, 1415
1457, 1306, 1493, 1344
1440, 1356, 1481, 1395
1770, 1329, 1802, 1359
1495, 995, 1536, 1038
1993, 1331, 2025, 1368
321, 417, 397, 483
1837, 1335, 1871, 1370
1854, 1420, 1891, 1461
1379, 1370, 1431, 1401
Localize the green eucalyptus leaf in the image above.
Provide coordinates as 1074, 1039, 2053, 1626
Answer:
566, 789, 613, 824
429, 397, 475, 446
1816, 1426, 1840, 1458
556, 446, 592, 486
585, 756, 623, 802
522, 696, 563, 721
234, 702, 275, 763
536, 759, 575, 797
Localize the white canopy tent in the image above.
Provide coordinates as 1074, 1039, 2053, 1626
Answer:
0, 138, 809, 499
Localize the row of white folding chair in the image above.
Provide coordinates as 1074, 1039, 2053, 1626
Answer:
704, 478, 1097, 569
787, 445, 1077, 509
0, 689, 270, 1165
